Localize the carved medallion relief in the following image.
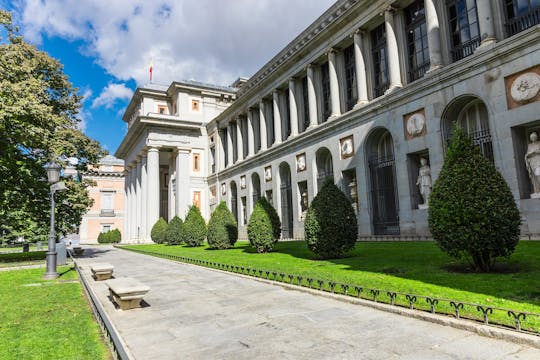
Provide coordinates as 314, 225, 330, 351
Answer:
403, 109, 427, 140
506, 65, 540, 110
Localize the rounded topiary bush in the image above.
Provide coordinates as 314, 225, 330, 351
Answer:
184, 206, 207, 246
207, 201, 237, 249
428, 126, 521, 272
97, 229, 121, 243
97, 231, 107, 243
166, 216, 185, 245
247, 199, 276, 253
150, 217, 168, 244
258, 197, 281, 241
304, 178, 357, 259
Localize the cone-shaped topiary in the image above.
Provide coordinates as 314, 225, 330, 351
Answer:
151, 217, 168, 244
97, 229, 121, 243
166, 215, 185, 245
304, 178, 357, 259
207, 201, 237, 249
248, 199, 277, 253
258, 197, 281, 241
184, 205, 207, 246
428, 126, 521, 272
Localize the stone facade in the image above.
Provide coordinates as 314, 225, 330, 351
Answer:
117, 0, 540, 242
79, 155, 125, 243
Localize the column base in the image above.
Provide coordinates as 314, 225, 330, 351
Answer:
531, 193, 540, 199
353, 100, 369, 109
426, 64, 443, 74
329, 113, 341, 120
43, 273, 59, 280
475, 38, 497, 52
385, 84, 402, 95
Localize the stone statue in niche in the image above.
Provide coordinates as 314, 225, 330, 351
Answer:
300, 190, 308, 221
525, 132, 540, 198
416, 157, 432, 209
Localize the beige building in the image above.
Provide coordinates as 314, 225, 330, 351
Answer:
117, 0, 540, 243
79, 155, 125, 243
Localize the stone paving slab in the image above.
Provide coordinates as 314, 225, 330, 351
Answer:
76, 246, 540, 360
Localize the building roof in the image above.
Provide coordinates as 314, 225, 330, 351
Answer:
99, 155, 125, 166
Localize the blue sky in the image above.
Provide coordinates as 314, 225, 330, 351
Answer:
3, 0, 335, 155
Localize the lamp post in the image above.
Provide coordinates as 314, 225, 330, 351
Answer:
43, 162, 66, 280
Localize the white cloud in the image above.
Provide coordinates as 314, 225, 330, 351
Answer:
76, 87, 93, 132
15, 0, 336, 87
92, 83, 133, 109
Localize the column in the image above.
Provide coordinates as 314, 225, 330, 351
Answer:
307, 64, 318, 128
168, 153, 176, 220
328, 49, 341, 118
130, 163, 138, 241
476, 0, 496, 47
136, 158, 142, 241
227, 122, 234, 166
124, 169, 131, 241
353, 30, 369, 106
147, 147, 160, 234
259, 101, 268, 151
247, 109, 255, 157
140, 155, 148, 241
288, 78, 299, 137
236, 117, 244, 162
385, 7, 403, 91
273, 90, 282, 144
175, 148, 191, 218
424, 0, 443, 71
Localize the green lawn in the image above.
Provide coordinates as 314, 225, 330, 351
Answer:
0, 266, 110, 360
123, 240, 540, 332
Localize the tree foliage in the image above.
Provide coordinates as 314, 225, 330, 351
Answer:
166, 216, 185, 245
258, 197, 281, 241
428, 126, 521, 272
183, 206, 207, 247
304, 178, 358, 259
150, 217, 168, 244
247, 199, 277, 253
207, 201, 237, 249
0, 11, 105, 241
97, 229, 121, 244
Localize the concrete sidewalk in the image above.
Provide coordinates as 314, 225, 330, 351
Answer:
76, 246, 540, 360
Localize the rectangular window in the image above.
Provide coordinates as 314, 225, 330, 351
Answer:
191, 99, 200, 112
193, 153, 200, 172
241, 196, 247, 225
267, 99, 275, 145
265, 190, 273, 206
157, 105, 167, 114
371, 24, 389, 97
301, 76, 310, 131
504, 0, 540, 36
193, 191, 201, 208
101, 192, 114, 211
101, 224, 112, 233
210, 147, 216, 174
222, 129, 229, 166
343, 44, 357, 111
284, 90, 291, 139
321, 62, 331, 122
405, 0, 430, 81
446, 0, 480, 62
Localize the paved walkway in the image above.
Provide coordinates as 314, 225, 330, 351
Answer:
76, 246, 540, 360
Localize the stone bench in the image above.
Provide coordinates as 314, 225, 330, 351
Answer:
90, 263, 114, 281
106, 278, 150, 310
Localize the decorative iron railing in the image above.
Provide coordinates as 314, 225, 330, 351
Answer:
118, 246, 540, 336
506, 7, 540, 37
451, 36, 481, 62
408, 61, 430, 82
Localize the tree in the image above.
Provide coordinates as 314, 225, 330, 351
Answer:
304, 178, 358, 259
150, 217, 168, 244
166, 216, 185, 245
247, 199, 276, 253
258, 197, 281, 241
0, 11, 105, 241
183, 206, 207, 247
207, 201, 237, 249
428, 126, 521, 272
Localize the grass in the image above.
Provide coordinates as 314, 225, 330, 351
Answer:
0, 266, 110, 360
123, 240, 540, 333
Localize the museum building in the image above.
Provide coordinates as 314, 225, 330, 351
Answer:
116, 0, 540, 243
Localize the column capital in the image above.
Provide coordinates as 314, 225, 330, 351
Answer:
382, 5, 397, 15
354, 28, 365, 36
175, 147, 191, 154
326, 47, 337, 56
147, 146, 161, 153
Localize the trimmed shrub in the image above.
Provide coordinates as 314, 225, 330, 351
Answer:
97, 229, 121, 244
428, 126, 521, 272
247, 199, 275, 253
184, 206, 207, 246
207, 201, 237, 249
150, 217, 168, 244
166, 216, 185, 245
304, 178, 357, 259
258, 197, 281, 241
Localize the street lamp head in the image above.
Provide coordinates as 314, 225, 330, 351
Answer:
45, 162, 62, 184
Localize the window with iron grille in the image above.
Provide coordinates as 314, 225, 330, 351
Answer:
344, 44, 357, 111
446, 0, 480, 62
267, 99, 275, 145
321, 62, 331, 122
284, 90, 291, 139
405, 0, 430, 81
301, 76, 310, 131
371, 24, 389, 98
504, 0, 540, 36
